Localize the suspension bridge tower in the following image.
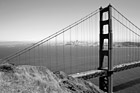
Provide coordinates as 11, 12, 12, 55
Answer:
98, 5, 113, 93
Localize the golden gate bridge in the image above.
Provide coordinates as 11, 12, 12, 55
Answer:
1, 4, 140, 93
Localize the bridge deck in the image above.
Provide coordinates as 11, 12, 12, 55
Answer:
70, 61, 140, 80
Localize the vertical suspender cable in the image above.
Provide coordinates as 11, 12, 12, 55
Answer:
63, 31, 65, 72
70, 29, 72, 73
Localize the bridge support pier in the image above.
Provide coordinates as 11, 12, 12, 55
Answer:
99, 5, 113, 93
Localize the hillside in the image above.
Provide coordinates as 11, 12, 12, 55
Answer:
113, 42, 140, 47
0, 63, 104, 93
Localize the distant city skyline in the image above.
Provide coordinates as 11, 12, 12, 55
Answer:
0, 0, 140, 41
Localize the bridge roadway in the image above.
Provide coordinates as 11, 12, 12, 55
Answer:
70, 61, 140, 80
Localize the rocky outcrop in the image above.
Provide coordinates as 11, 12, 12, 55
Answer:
0, 63, 104, 93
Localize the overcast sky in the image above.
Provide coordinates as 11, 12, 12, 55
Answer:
0, 0, 140, 41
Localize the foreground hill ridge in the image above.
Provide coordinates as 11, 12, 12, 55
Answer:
0, 63, 103, 93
